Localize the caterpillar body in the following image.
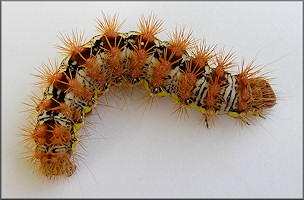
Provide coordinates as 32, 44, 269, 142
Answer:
24, 13, 276, 180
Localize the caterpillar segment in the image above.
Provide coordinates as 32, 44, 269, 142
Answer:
25, 13, 276, 180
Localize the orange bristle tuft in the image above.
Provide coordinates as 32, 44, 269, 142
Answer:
49, 124, 72, 145
181, 59, 206, 80
176, 61, 201, 103
178, 76, 195, 101
57, 70, 94, 103
148, 48, 183, 90
215, 48, 237, 69
137, 13, 164, 42
149, 57, 171, 90
78, 53, 111, 90
48, 98, 76, 119
32, 124, 49, 145
190, 40, 217, 68
236, 59, 263, 112
167, 26, 197, 57
100, 35, 128, 83
202, 75, 227, 128
128, 37, 155, 81
204, 75, 226, 110
96, 12, 126, 38
22, 92, 44, 114
36, 99, 54, 112
237, 58, 262, 80
55, 30, 87, 61
31, 58, 59, 87
213, 48, 237, 79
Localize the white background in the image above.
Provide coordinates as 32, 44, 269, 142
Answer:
2, 1, 303, 198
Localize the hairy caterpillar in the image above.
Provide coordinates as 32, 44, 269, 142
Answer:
2, 1, 302, 198
19, 11, 277, 181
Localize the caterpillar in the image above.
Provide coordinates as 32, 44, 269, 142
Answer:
22, 12, 276, 181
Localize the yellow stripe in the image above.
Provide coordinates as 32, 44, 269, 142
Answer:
171, 95, 181, 105
132, 79, 143, 87
155, 91, 169, 97
197, 107, 207, 114
73, 123, 82, 132
143, 80, 150, 93
189, 102, 196, 109
84, 106, 92, 114
228, 112, 239, 118
72, 132, 79, 151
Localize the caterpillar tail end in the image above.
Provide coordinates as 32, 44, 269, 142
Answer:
261, 80, 276, 108
250, 78, 276, 109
